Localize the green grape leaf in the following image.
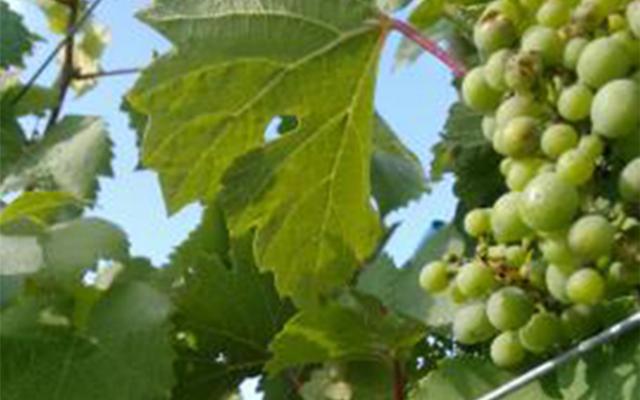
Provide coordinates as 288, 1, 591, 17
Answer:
1, 116, 113, 201
170, 207, 292, 400
0, 280, 175, 400
0, 1, 37, 68
267, 294, 422, 374
35, 0, 72, 35
0, 106, 26, 177
300, 361, 394, 400
41, 217, 129, 283
10, 85, 58, 117
358, 224, 464, 326
71, 23, 110, 96
0, 235, 43, 275
431, 102, 504, 209
0, 191, 84, 234
372, 114, 427, 216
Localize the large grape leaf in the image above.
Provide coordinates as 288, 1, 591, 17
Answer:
267, 293, 422, 373
357, 224, 464, 326
0, 1, 37, 68
0, 116, 113, 201
0, 191, 83, 233
372, 114, 427, 216
170, 207, 293, 399
130, 0, 390, 306
431, 102, 504, 210
300, 361, 394, 400
0, 280, 175, 400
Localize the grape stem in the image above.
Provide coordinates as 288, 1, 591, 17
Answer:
390, 18, 467, 78
393, 359, 405, 400
73, 67, 141, 80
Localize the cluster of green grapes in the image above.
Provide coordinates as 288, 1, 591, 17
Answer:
420, 0, 640, 369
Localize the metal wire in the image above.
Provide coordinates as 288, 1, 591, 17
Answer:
477, 311, 640, 400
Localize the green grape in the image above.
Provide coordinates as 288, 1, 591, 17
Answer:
519, 173, 579, 232
485, 49, 513, 91
558, 84, 593, 121
577, 135, 605, 160
488, 244, 507, 259
491, 192, 533, 243
456, 261, 496, 298
619, 157, 640, 202
611, 30, 640, 67
501, 116, 541, 157
556, 149, 596, 185
540, 234, 576, 266
450, 283, 469, 304
500, 157, 515, 175
453, 302, 497, 344
566, 268, 606, 304
521, 261, 546, 289
563, 37, 589, 70
419, 261, 450, 293
521, 26, 564, 66
496, 95, 545, 128
561, 305, 599, 341
568, 215, 616, 260
462, 67, 503, 112
464, 208, 492, 237
474, 8, 518, 55
520, 0, 544, 12
591, 79, 640, 139
505, 51, 543, 93
577, 38, 631, 88
541, 123, 579, 159
483, 115, 497, 141
545, 263, 571, 303
573, 0, 609, 31
612, 128, 640, 162
506, 158, 544, 191
609, 261, 640, 286
519, 312, 562, 354
487, 286, 534, 330
506, 245, 527, 267
627, 0, 640, 38
536, 0, 571, 27
491, 331, 526, 368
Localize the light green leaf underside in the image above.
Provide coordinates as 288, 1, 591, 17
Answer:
0, 280, 175, 400
1, 116, 113, 202
0, 191, 83, 234
301, 361, 394, 400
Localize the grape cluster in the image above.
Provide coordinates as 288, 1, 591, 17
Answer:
420, 0, 640, 369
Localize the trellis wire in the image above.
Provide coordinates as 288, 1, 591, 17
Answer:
477, 311, 640, 400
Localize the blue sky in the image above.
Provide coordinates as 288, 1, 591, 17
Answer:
10, 0, 459, 396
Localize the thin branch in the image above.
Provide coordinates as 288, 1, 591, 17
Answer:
10, 0, 105, 107
44, 0, 78, 132
478, 311, 640, 400
393, 359, 405, 400
390, 18, 467, 78
73, 67, 141, 80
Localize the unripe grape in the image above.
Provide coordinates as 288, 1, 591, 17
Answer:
573, 0, 608, 31
501, 116, 541, 157
536, 0, 571, 27
450, 283, 469, 304
619, 158, 640, 202
561, 305, 599, 341
485, 49, 513, 91
545, 263, 571, 303
568, 215, 616, 260
506, 158, 544, 191
519, 312, 562, 354
453, 302, 497, 344
507, 51, 544, 93
419, 261, 450, 293
456, 261, 496, 298
465, 208, 492, 237
566, 268, 606, 304
556, 149, 596, 185
487, 286, 534, 330
609, 261, 640, 286
541, 123, 579, 159
627, 0, 640, 38
520, 0, 543, 12
519, 173, 580, 232
521, 26, 564, 66
491, 331, 526, 368
506, 245, 527, 267
558, 84, 593, 121
540, 234, 576, 266
563, 37, 589, 71
612, 129, 640, 162
577, 38, 631, 88
491, 192, 532, 243
496, 95, 545, 128
474, 8, 518, 55
611, 30, 640, 67
483, 115, 498, 141
577, 135, 604, 160
462, 67, 503, 112
591, 79, 640, 139
500, 157, 515, 175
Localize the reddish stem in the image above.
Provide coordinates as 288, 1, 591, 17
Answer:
391, 18, 467, 78
393, 359, 405, 400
